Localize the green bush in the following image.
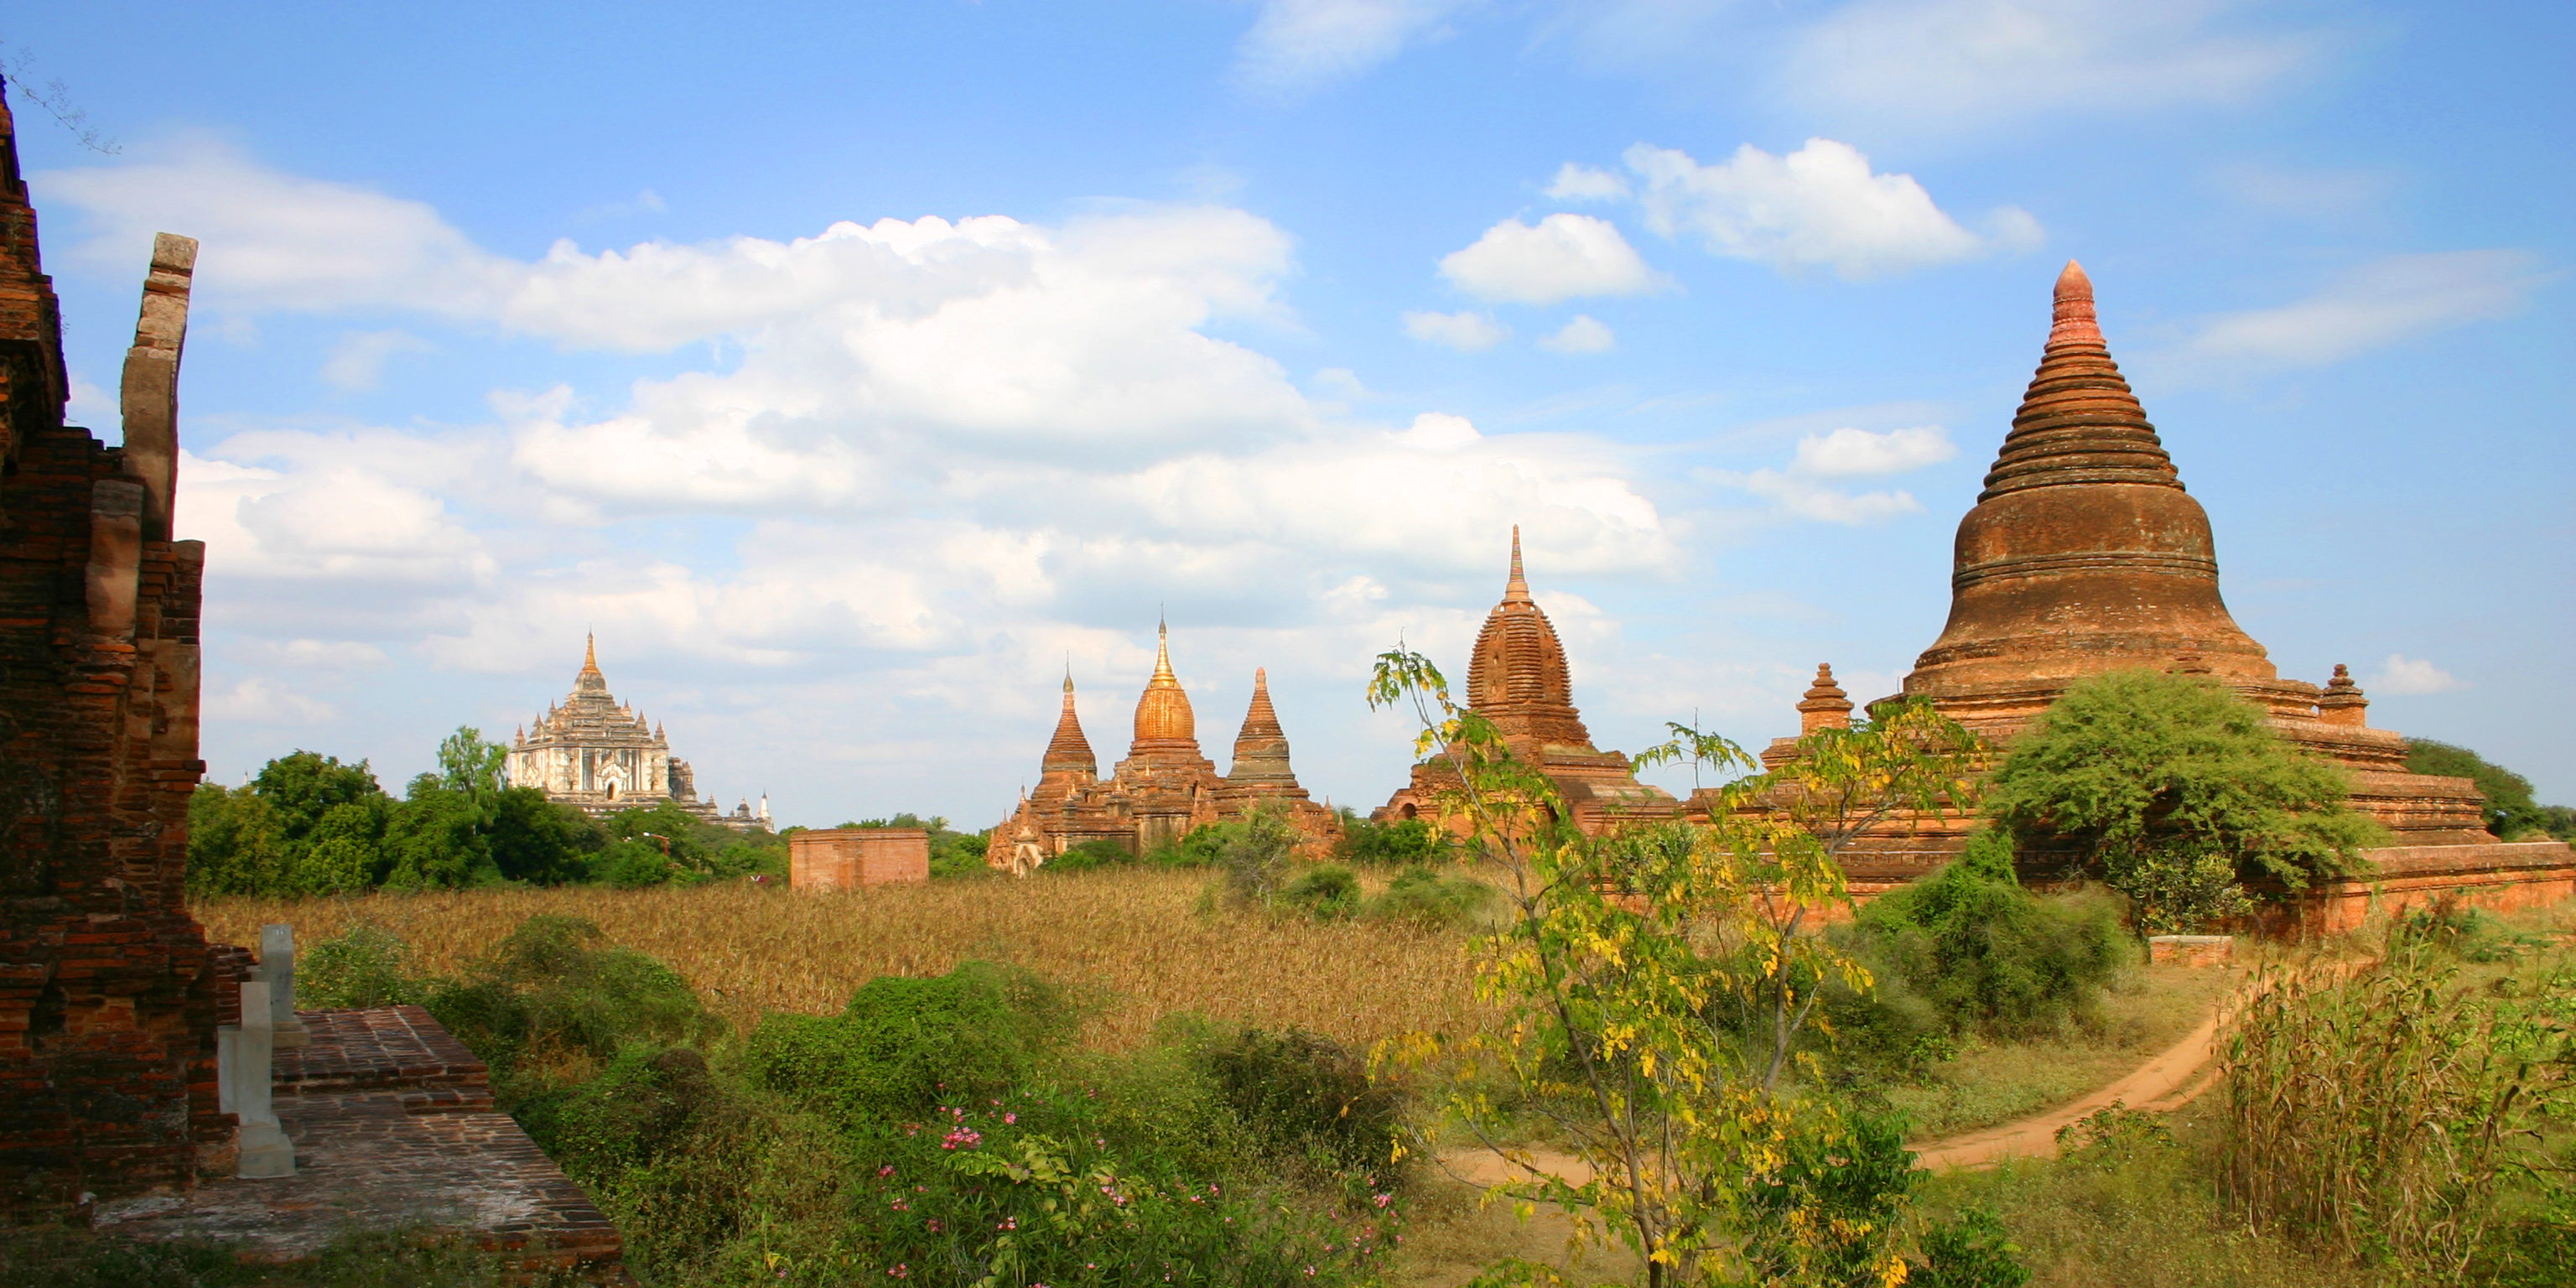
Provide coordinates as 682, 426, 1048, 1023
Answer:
1213, 808, 1299, 906
1364, 865, 1493, 929
300, 922, 426, 1010
1283, 864, 1362, 920
2405, 739, 2556, 840
1335, 816, 1446, 866
1044, 837, 1135, 872
426, 915, 718, 1092
1987, 669, 2384, 932
741, 960, 1078, 1124
1840, 831, 2133, 1042
1201, 1026, 1405, 1183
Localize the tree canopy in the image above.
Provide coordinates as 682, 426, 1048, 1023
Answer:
1987, 669, 2385, 932
2403, 739, 2565, 840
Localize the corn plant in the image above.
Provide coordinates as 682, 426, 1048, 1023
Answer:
2218, 932, 2574, 1282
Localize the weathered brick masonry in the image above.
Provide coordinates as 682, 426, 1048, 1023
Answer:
0, 81, 233, 1220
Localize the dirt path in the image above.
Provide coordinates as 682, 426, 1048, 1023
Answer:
1436, 973, 2251, 1184
1906, 993, 2230, 1170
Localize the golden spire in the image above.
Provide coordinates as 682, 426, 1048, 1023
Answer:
581, 632, 600, 674
1150, 616, 1176, 684
1504, 524, 1531, 603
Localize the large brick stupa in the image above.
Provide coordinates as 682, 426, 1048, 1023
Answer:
1779, 262, 2573, 926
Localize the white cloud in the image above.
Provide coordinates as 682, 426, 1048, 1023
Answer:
321, 329, 432, 391
1545, 163, 1629, 202
1706, 424, 1958, 524
1403, 309, 1510, 351
1622, 139, 2036, 279
1438, 213, 1666, 304
1233, 0, 1473, 98
2158, 251, 2547, 377
1538, 314, 1616, 354
204, 678, 338, 726
1782, 0, 2325, 137
2371, 654, 2464, 696
1789, 425, 1955, 476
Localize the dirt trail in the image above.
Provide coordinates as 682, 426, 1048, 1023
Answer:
1437, 973, 2252, 1184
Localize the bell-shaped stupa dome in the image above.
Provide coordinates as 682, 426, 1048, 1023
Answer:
1467, 527, 1594, 749
1131, 620, 1197, 748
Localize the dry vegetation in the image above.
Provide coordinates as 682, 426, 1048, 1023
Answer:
195, 867, 1493, 1052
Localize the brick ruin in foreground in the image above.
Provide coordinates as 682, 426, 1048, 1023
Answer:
0, 88, 629, 1277
0, 85, 230, 1218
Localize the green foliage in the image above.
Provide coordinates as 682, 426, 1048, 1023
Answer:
742, 960, 1079, 1124
2219, 932, 2576, 1280
1202, 1026, 1404, 1180
1157, 823, 1228, 868
1336, 815, 1446, 866
2052, 1103, 2178, 1171
2405, 739, 2558, 839
1370, 645, 1990, 1286
1988, 669, 2386, 932
1911, 1208, 2033, 1288
1837, 830, 2133, 1046
300, 922, 427, 1010
189, 729, 606, 896
1211, 806, 1300, 907
1282, 863, 1362, 920
425, 915, 719, 1093
1046, 836, 1136, 872
1363, 865, 1495, 929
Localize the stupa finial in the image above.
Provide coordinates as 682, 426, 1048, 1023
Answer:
582, 632, 600, 674
1504, 525, 1532, 603
2050, 259, 2101, 345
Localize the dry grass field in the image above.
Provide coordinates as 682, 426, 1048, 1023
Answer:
194, 867, 1493, 1052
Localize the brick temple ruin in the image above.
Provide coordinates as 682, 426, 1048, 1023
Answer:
986, 623, 1342, 870
1716, 262, 2576, 929
0, 87, 629, 1276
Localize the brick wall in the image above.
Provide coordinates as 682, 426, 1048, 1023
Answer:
790, 828, 930, 891
0, 83, 231, 1222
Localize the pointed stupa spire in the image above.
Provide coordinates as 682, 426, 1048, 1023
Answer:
583, 632, 600, 673
1504, 524, 1532, 603
1133, 616, 1198, 749
1466, 527, 1592, 748
1227, 667, 1298, 786
1903, 260, 2277, 706
1042, 669, 1098, 779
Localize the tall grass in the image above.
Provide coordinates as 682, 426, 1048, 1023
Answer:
2217, 933, 2574, 1281
194, 867, 1489, 1052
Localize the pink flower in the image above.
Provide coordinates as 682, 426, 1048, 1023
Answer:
878, 1165, 896, 1178
1003, 1112, 1017, 1124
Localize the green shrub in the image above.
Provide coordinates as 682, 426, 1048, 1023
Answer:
1841, 831, 2133, 1042
425, 915, 718, 1091
518, 1046, 729, 1176
1739, 1110, 1920, 1285
0, 1228, 523, 1288
1283, 864, 1361, 920
1201, 1026, 1404, 1182
741, 960, 1078, 1124
1913, 1207, 2033, 1288
300, 922, 426, 1010
1987, 669, 2384, 932
1212, 807, 1299, 906
1044, 837, 1135, 872
1364, 865, 1493, 929
1335, 816, 1446, 866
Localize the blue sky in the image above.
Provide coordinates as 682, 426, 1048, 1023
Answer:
10, 0, 2570, 823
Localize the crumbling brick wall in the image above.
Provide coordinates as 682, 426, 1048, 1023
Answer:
0, 82, 231, 1222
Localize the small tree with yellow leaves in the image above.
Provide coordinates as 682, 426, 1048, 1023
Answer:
1368, 647, 1987, 1287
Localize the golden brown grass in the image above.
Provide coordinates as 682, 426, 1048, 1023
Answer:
194, 868, 1493, 1052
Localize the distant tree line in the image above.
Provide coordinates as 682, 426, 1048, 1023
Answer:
188, 727, 787, 896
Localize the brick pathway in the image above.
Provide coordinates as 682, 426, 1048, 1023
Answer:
94, 1006, 631, 1285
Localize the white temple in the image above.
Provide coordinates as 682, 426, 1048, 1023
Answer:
507, 636, 770, 830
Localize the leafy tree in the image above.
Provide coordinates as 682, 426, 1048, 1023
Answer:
295, 796, 390, 894
185, 783, 288, 896
489, 787, 601, 885
437, 725, 509, 798
248, 750, 383, 847
1370, 645, 1988, 1286
1987, 670, 2385, 933
1335, 815, 1447, 866
383, 778, 495, 889
2404, 739, 2553, 839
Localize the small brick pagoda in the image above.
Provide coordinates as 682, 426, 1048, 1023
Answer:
1739, 262, 2574, 927
1376, 528, 1680, 834
986, 624, 1340, 870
